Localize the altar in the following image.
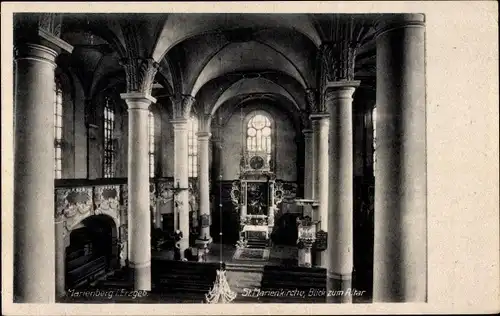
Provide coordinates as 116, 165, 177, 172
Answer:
242, 223, 270, 241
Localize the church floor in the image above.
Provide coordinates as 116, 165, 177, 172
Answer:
59, 243, 370, 304
151, 243, 298, 266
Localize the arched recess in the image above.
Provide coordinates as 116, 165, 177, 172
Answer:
152, 13, 321, 62
190, 41, 308, 97
210, 77, 301, 117
213, 96, 301, 183
212, 93, 303, 134
193, 71, 308, 117
65, 214, 120, 289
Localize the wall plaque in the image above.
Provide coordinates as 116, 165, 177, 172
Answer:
315, 230, 328, 251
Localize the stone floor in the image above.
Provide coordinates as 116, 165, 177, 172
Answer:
152, 243, 298, 266
60, 244, 326, 304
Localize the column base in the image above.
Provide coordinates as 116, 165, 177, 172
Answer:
55, 290, 66, 302
195, 236, 213, 248
177, 238, 190, 260
327, 273, 353, 303
129, 262, 151, 291
314, 251, 328, 268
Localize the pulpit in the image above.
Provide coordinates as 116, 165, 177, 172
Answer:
295, 199, 320, 267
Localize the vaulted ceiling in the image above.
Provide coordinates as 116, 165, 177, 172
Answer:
53, 13, 377, 122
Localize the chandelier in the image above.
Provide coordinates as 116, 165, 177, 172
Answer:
205, 268, 237, 303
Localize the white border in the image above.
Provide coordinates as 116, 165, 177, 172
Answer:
2, 1, 499, 315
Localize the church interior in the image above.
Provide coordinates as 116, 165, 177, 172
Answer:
12, 12, 427, 304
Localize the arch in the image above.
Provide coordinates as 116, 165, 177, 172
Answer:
65, 214, 120, 289
152, 13, 321, 62
210, 77, 300, 117
190, 41, 307, 97
212, 93, 303, 135
68, 213, 120, 237
64, 213, 120, 252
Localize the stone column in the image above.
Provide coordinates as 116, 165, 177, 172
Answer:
240, 182, 247, 221
325, 81, 359, 303
373, 14, 427, 302
196, 131, 213, 245
154, 207, 162, 229
310, 113, 330, 268
302, 242, 314, 268
121, 92, 156, 291
303, 128, 314, 199
13, 43, 60, 302
55, 221, 67, 298
172, 119, 190, 258
170, 95, 195, 259
267, 181, 275, 227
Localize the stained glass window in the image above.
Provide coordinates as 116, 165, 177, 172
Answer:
188, 116, 198, 178
103, 96, 115, 178
54, 78, 63, 179
246, 112, 272, 164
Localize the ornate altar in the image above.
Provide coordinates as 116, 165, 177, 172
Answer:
230, 142, 279, 247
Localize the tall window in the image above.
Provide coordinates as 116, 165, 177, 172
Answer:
372, 106, 377, 173
188, 116, 198, 178
53, 78, 63, 179
103, 96, 116, 178
246, 112, 273, 165
149, 110, 156, 178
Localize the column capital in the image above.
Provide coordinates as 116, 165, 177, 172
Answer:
120, 92, 156, 110
211, 136, 222, 146
15, 14, 73, 55
170, 117, 189, 128
309, 112, 330, 121
119, 57, 159, 95
324, 80, 360, 102
319, 18, 370, 83
305, 88, 320, 113
14, 43, 58, 67
375, 14, 425, 38
170, 95, 196, 119
196, 131, 212, 140
302, 129, 314, 136
300, 110, 312, 130
198, 113, 212, 133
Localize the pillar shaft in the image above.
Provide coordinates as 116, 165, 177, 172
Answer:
121, 92, 156, 291
197, 132, 212, 243
172, 119, 190, 257
55, 221, 66, 298
303, 129, 314, 199
373, 14, 427, 302
325, 81, 359, 303
14, 43, 58, 302
268, 181, 275, 227
311, 113, 330, 268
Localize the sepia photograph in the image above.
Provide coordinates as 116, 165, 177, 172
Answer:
1, 1, 498, 315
